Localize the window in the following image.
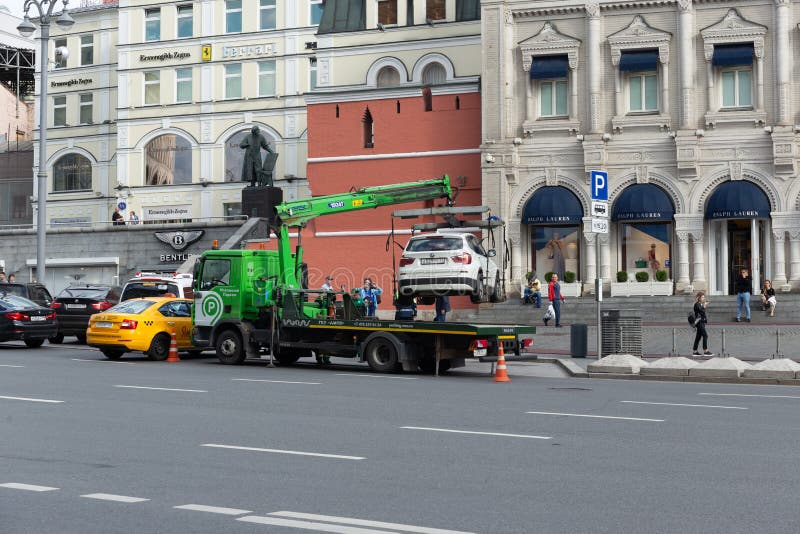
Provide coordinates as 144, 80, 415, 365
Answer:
378, 0, 397, 25
226, 0, 242, 33
225, 129, 272, 182
223, 202, 242, 217
53, 95, 66, 126
721, 68, 752, 108
177, 5, 193, 38
310, 0, 323, 25
79, 93, 93, 124
80, 35, 93, 66
258, 60, 276, 97
422, 87, 432, 111
260, 0, 276, 30
145, 134, 193, 185
426, 0, 446, 21
145, 8, 160, 41
376, 66, 400, 87
628, 73, 657, 112
176, 68, 192, 103
54, 38, 67, 68
144, 71, 160, 105
309, 58, 317, 90
362, 107, 374, 148
539, 79, 567, 117
53, 153, 92, 192
199, 259, 231, 290
422, 62, 446, 85
225, 64, 242, 99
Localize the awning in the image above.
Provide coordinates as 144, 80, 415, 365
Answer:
612, 184, 674, 222
712, 44, 754, 67
619, 50, 659, 72
706, 181, 770, 220
522, 186, 583, 225
530, 55, 569, 80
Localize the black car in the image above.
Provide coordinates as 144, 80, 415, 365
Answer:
49, 285, 121, 344
0, 294, 58, 348
0, 283, 54, 307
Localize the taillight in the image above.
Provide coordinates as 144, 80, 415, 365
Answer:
522, 338, 533, 349
91, 301, 113, 311
399, 257, 415, 267
451, 252, 472, 264
50, 302, 63, 309
46, 312, 56, 320
468, 339, 489, 351
4, 312, 24, 321
120, 320, 138, 330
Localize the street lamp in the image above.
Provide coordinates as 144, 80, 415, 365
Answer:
18, 0, 74, 285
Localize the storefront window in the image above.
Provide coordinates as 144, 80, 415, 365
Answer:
53, 153, 92, 192
621, 223, 671, 279
145, 134, 192, 185
531, 226, 580, 282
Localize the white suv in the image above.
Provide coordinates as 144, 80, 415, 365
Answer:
120, 273, 194, 301
397, 232, 501, 304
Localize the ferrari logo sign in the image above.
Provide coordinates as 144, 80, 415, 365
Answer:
201, 44, 212, 62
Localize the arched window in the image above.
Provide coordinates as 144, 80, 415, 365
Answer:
224, 128, 276, 182
376, 66, 400, 87
145, 134, 192, 185
362, 107, 374, 148
53, 153, 92, 192
422, 62, 446, 85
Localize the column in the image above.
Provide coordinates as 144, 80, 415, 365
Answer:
775, 0, 791, 125
584, 231, 597, 288
755, 48, 765, 112
599, 234, 611, 279
705, 54, 714, 113
690, 231, 706, 287
525, 78, 534, 122
586, 1, 602, 134
676, 231, 691, 286
569, 63, 579, 123
773, 229, 788, 288
678, 0, 694, 128
613, 67, 622, 118
659, 57, 669, 115
509, 223, 523, 288
789, 230, 800, 286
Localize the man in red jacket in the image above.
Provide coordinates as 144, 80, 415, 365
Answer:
548, 273, 566, 328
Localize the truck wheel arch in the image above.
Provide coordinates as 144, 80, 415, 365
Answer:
361, 331, 415, 373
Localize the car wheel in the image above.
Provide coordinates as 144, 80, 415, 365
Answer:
215, 329, 246, 365
102, 349, 123, 360
489, 273, 501, 303
364, 337, 399, 373
24, 338, 45, 348
470, 272, 485, 304
75, 334, 87, 344
48, 334, 64, 344
147, 333, 171, 361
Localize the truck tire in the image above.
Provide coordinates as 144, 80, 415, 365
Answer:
147, 333, 170, 361
470, 272, 485, 304
102, 349, 123, 360
216, 329, 246, 365
364, 337, 399, 373
24, 338, 44, 348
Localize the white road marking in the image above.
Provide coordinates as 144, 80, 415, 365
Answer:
0, 364, 24, 368
621, 401, 747, 410
401, 426, 551, 440
237, 515, 399, 533
233, 378, 321, 385
0, 395, 63, 404
526, 411, 664, 422
114, 385, 207, 393
271, 511, 477, 534
81, 493, 149, 503
174, 504, 252, 515
334, 374, 418, 380
201, 443, 365, 460
0, 483, 58, 492
72, 358, 135, 365
699, 392, 800, 400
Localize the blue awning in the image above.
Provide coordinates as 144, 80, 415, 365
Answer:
712, 44, 753, 67
530, 55, 569, 80
619, 50, 659, 72
522, 186, 583, 225
706, 181, 770, 220
612, 184, 675, 222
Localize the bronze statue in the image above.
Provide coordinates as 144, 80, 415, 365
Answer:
239, 126, 276, 187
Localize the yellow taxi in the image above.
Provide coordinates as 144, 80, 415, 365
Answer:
87, 297, 198, 360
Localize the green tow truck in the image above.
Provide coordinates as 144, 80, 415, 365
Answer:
191, 176, 535, 373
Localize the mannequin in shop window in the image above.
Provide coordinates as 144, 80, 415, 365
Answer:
648, 243, 660, 273
546, 232, 565, 280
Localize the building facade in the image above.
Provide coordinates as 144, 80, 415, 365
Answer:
483, 0, 800, 296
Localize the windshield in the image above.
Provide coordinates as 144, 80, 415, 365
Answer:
106, 300, 156, 315
0, 295, 39, 310
406, 236, 463, 252
58, 287, 110, 299
121, 282, 180, 300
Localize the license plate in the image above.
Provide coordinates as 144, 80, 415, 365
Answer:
420, 258, 446, 265
30, 316, 46, 322
473, 348, 487, 357
95, 321, 113, 328
66, 304, 86, 309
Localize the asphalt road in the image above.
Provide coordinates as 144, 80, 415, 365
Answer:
2, 341, 799, 534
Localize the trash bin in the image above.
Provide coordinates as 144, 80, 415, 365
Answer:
570, 323, 588, 358
600, 309, 642, 358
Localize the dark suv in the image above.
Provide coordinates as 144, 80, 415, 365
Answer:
49, 285, 121, 344
0, 283, 54, 308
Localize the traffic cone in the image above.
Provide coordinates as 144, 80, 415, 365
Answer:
167, 331, 180, 362
493, 342, 510, 383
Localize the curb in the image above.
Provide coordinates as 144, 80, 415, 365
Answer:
585, 372, 800, 386
518, 356, 589, 378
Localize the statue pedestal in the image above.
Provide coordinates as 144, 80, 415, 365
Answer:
242, 185, 283, 221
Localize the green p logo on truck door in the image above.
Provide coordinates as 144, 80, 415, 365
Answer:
196, 292, 224, 326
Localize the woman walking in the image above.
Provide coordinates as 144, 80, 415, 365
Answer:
692, 291, 712, 357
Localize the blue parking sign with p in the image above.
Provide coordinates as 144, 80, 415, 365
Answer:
591, 170, 608, 201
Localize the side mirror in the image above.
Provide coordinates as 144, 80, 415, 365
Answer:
487, 249, 497, 257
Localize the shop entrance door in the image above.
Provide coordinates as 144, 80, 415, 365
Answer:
727, 220, 751, 294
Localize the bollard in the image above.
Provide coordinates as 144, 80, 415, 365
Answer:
671, 328, 677, 357
775, 328, 784, 359
721, 328, 726, 358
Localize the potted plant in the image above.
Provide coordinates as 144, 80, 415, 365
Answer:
635, 271, 649, 283
616, 271, 628, 283
564, 271, 576, 283
612, 268, 673, 296
655, 270, 668, 282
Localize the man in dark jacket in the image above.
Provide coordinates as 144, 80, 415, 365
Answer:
735, 268, 751, 322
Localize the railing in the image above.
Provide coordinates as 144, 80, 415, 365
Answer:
0, 215, 248, 233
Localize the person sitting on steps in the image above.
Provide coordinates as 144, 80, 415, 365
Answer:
760, 279, 777, 317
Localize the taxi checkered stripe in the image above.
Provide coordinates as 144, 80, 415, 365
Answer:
144, 321, 154, 326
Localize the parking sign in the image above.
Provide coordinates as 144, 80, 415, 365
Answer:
590, 170, 608, 201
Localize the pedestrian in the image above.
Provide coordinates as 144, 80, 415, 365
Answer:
434, 295, 450, 322
321, 275, 335, 292
0, 272, 5, 283
760, 279, 777, 317
112, 207, 125, 226
692, 291, 713, 356
7, 273, 15, 283
734, 268, 751, 322
523, 275, 541, 307
394, 297, 417, 321
358, 277, 382, 317
547, 273, 565, 327
128, 210, 140, 225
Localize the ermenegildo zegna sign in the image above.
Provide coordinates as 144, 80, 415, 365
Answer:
51, 78, 92, 88
139, 52, 191, 62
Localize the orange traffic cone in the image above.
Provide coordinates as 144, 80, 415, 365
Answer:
493, 342, 510, 383
167, 331, 181, 362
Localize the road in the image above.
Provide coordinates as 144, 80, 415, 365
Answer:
1, 341, 799, 534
